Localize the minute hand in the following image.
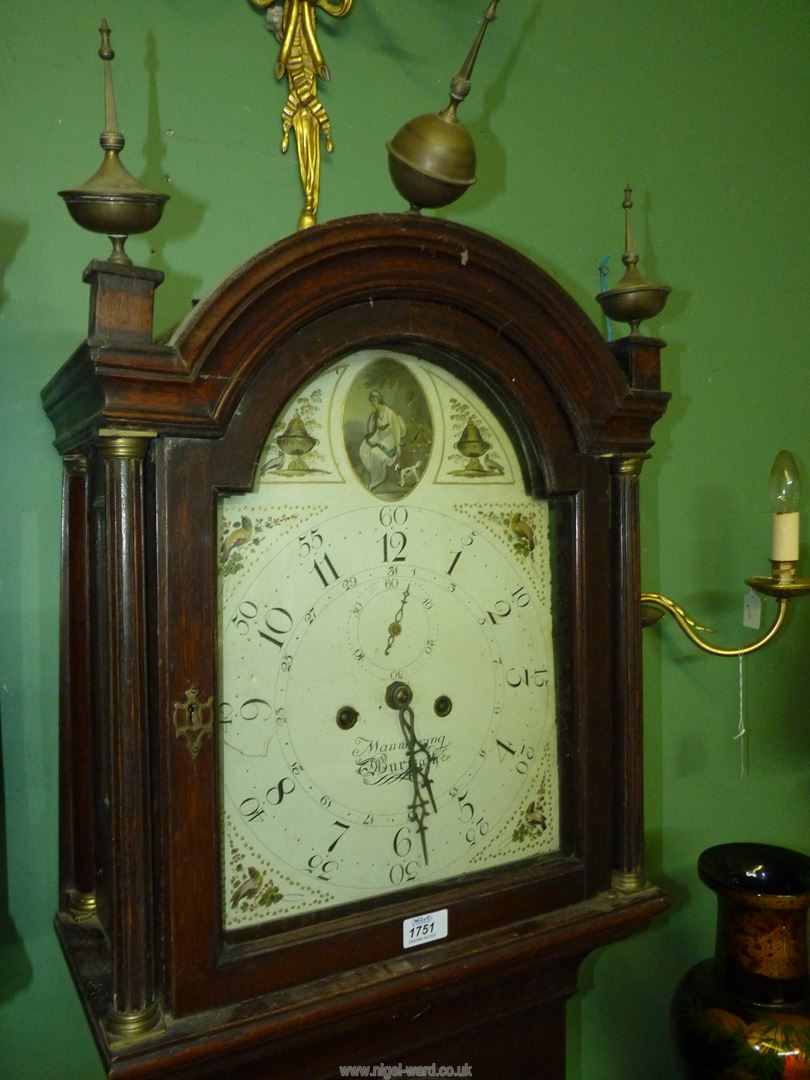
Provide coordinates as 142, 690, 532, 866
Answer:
399, 702, 437, 866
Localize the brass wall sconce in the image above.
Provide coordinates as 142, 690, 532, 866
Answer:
642, 451, 810, 657
596, 192, 809, 658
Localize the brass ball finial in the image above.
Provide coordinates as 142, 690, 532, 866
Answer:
386, 1, 501, 211
596, 186, 670, 337
59, 21, 169, 266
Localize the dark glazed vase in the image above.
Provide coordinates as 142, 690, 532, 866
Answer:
672, 843, 810, 1079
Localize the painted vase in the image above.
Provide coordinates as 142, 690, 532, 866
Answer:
672, 843, 810, 1079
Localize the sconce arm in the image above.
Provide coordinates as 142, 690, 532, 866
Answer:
640, 591, 789, 658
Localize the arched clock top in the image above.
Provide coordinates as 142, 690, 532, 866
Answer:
174, 214, 668, 458
42, 214, 668, 461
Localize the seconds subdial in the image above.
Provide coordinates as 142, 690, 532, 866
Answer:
350, 569, 439, 678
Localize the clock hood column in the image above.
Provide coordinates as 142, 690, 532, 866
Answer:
43, 258, 171, 1045
608, 334, 668, 893
97, 431, 161, 1039
58, 452, 96, 921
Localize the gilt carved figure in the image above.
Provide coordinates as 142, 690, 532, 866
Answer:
251, 0, 353, 229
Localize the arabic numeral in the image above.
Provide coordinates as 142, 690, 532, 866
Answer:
512, 586, 531, 608
450, 787, 475, 823
465, 816, 489, 845
228, 697, 272, 723
496, 739, 535, 774
379, 506, 408, 528
259, 607, 293, 647
389, 860, 418, 886
306, 854, 338, 881
393, 825, 412, 858
447, 550, 462, 576
484, 599, 512, 624
484, 587, 531, 625
312, 553, 340, 587
231, 600, 257, 636
327, 821, 350, 852
447, 533, 475, 576
380, 530, 407, 563
506, 668, 548, 688
239, 797, 265, 822
231, 600, 294, 648
266, 776, 296, 806
238, 773, 300, 824
298, 529, 324, 558
515, 746, 535, 774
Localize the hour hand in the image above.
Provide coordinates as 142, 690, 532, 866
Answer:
385, 681, 436, 864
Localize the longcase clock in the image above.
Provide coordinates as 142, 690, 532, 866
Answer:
43, 213, 670, 1077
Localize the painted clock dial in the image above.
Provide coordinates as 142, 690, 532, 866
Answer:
218, 349, 558, 931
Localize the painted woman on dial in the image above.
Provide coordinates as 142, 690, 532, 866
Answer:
359, 389, 408, 491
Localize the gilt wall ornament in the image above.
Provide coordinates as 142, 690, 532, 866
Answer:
250, 0, 353, 230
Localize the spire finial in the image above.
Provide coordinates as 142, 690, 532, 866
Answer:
58, 20, 169, 266
595, 185, 671, 337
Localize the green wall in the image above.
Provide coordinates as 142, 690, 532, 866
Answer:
2, 2, 809, 1076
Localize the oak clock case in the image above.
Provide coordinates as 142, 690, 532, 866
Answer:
44, 214, 670, 1077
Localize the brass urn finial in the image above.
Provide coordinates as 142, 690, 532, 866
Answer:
596, 186, 670, 337
59, 20, 169, 266
386, 1, 502, 211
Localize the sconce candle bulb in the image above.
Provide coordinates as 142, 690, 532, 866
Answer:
642, 449, 810, 656
770, 450, 800, 562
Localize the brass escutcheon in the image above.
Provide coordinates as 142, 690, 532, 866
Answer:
173, 687, 214, 760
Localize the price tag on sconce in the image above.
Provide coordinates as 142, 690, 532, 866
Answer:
742, 589, 762, 630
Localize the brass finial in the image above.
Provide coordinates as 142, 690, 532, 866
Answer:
596, 186, 670, 337
621, 186, 638, 266
387, 1, 502, 211
59, 21, 169, 266
98, 20, 119, 138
